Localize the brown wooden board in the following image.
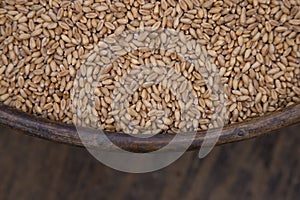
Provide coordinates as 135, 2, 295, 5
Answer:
0, 123, 299, 199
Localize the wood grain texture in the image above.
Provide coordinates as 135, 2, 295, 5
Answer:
0, 103, 299, 152
0, 123, 299, 200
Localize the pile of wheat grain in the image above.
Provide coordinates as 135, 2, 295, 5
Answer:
0, 0, 299, 133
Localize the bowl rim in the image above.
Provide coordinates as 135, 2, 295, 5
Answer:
0, 103, 299, 152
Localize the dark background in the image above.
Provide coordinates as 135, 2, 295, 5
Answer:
0, 123, 299, 200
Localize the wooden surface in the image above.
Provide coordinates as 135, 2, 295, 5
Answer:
0, 123, 299, 200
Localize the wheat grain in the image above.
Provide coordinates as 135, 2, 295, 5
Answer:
0, 0, 299, 134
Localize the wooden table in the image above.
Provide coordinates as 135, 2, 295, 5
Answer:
0, 124, 299, 200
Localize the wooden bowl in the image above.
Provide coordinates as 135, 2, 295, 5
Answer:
0, 103, 299, 152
